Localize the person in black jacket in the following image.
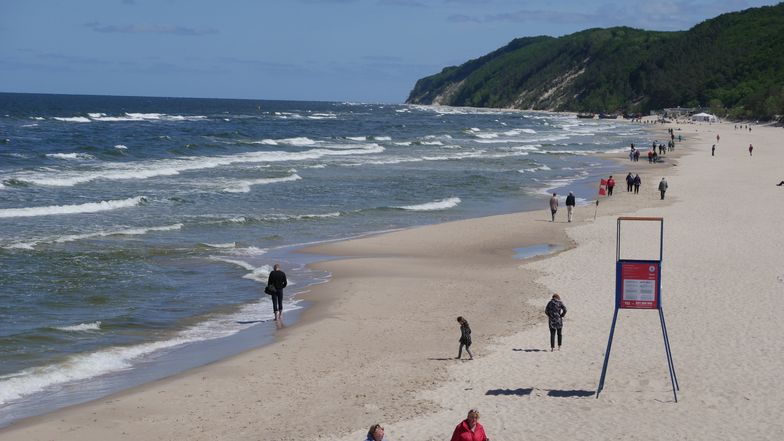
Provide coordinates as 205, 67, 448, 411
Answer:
545, 294, 567, 351
456, 316, 473, 360
565, 191, 576, 222
633, 174, 641, 194
626, 173, 634, 192
267, 264, 288, 320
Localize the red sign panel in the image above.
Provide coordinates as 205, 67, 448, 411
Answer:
618, 261, 659, 309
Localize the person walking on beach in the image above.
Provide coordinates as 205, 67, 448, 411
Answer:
565, 191, 576, 222
712, 144, 715, 156
633, 174, 641, 194
456, 316, 473, 360
634, 149, 640, 162
545, 294, 567, 351
267, 264, 288, 320
450, 409, 489, 441
549, 193, 558, 222
366, 424, 388, 441
606, 176, 615, 196
658, 178, 668, 200
625, 173, 634, 192
716, 134, 720, 143
749, 144, 753, 156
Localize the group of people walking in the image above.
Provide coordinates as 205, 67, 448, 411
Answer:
549, 191, 576, 222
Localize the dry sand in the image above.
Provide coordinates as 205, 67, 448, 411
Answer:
2, 121, 782, 441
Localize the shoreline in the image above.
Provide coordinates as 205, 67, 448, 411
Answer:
0, 121, 695, 440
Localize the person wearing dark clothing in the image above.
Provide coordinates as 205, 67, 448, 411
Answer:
777, 181, 784, 186
456, 316, 473, 360
634, 149, 640, 162
658, 178, 668, 200
267, 264, 288, 320
633, 174, 641, 194
625, 173, 634, 192
545, 294, 567, 351
455, 317, 474, 360
565, 191, 576, 223
712, 144, 715, 156
749, 144, 753, 156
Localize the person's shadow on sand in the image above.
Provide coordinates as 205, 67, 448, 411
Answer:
485, 388, 595, 398
512, 348, 546, 352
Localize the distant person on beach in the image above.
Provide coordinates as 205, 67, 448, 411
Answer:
634, 149, 640, 162
450, 409, 489, 441
267, 264, 288, 320
366, 424, 388, 441
658, 178, 668, 200
749, 144, 753, 156
549, 193, 558, 222
633, 174, 641, 194
456, 316, 473, 360
545, 294, 567, 351
566, 191, 576, 222
712, 144, 716, 156
626, 173, 634, 192
607, 176, 615, 196
716, 134, 720, 143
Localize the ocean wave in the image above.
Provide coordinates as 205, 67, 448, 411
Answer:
45, 153, 94, 160
4, 223, 183, 249
396, 197, 461, 211
53, 117, 90, 123
9, 144, 383, 187
0, 298, 303, 406
53, 321, 101, 332
0, 196, 146, 219
518, 164, 552, 173
221, 174, 302, 193
114, 144, 128, 150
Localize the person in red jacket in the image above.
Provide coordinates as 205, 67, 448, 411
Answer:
606, 176, 615, 196
450, 409, 489, 441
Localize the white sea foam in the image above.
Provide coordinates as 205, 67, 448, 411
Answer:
393, 142, 412, 146
10, 144, 383, 187
21, 123, 38, 128
421, 141, 443, 145
518, 164, 552, 173
54, 321, 101, 332
396, 197, 461, 211
476, 133, 499, 139
45, 153, 94, 160
0, 196, 146, 219
114, 144, 128, 150
375, 136, 391, 141
347, 136, 366, 141
222, 174, 302, 193
0, 298, 303, 406
53, 117, 90, 123
4, 223, 184, 249
202, 242, 237, 249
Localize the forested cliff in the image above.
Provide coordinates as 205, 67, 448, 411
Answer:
406, 3, 784, 119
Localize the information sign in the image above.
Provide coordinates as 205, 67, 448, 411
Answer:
618, 261, 659, 309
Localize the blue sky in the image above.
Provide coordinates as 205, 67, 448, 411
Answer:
0, 0, 777, 103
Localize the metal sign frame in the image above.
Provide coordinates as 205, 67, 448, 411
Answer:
596, 217, 679, 402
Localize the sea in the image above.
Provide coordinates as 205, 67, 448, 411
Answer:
0, 92, 648, 425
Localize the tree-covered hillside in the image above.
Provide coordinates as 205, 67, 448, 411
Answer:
406, 3, 784, 119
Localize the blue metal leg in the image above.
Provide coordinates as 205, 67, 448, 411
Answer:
660, 309, 679, 390
596, 308, 620, 398
659, 308, 678, 402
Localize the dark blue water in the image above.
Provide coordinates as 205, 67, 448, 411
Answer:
0, 92, 647, 422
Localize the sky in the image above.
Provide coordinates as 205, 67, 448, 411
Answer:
0, 0, 778, 103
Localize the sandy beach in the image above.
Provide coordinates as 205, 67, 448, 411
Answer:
2, 120, 782, 441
